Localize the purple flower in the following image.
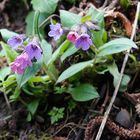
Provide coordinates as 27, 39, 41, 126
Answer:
11, 53, 32, 74
25, 39, 42, 60
7, 34, 25, 49
67, 31, 78, 43
75, 33, 93, 51
48, 23, 63, 40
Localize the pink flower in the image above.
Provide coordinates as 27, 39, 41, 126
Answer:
11, 53, 32, 74
67, 31, 78, 43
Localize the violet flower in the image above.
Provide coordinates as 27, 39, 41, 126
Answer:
11, 53, 32, 75
7, 34, 25, 49
48, 23, 63, 40
75, 33, 93, 51
67, 31, 78, 43
25, 39, 42, 61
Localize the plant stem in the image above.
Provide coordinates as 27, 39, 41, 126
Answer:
33, 11, 41, 40
95, 2, 140, 140
39, 14, 60, 29
2, 84, 12, 112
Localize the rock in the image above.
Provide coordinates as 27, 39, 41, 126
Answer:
115, 109, 131, 128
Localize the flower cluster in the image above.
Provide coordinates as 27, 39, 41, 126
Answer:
67, 32, 93, 51
48, 23, 93, 51
7, 35, 42, 75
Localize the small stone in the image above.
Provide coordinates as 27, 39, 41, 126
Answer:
115, 109, 131, 128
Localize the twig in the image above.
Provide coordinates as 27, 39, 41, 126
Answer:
104, 0, 118, 11
52, 122, 85, 137
94, 2, 140, 140
99, 0, 108, 9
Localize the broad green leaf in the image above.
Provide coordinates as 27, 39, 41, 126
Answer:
0, 67, 11, 81
87, 6, 105, 27
27, 99, 39, 115
0, 29, 17, 41
56, 60, 93, 83
69, 84, 99, 101
87, 6, 107, 47
98, 38, 138, 56
61, 44, 78, 62
31, 0, 58, 14
60, 10, 81, 27
47, 40, 70, 65
115, 74, 130, 92
16, 59, 43, 87
0, 41, 18, 64
41, 39, 52, 64
108, 62, 130, 92
91, 29, 107, 48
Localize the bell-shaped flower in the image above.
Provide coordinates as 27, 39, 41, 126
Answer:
25, 39, 42, 61
11, 53, 32, 74
48, 23, 63, 40
75, 33, 93, 51
7, 34, 25, 49
67, 31, 78, 43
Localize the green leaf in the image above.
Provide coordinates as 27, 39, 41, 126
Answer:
91, 29, 107, 48
48, 107, 64, 124
0, 49, 5, 57
108, 62, 130, 92
98, 38, 138, 56
27, 113, 32, 122
31, 0, 58, 14
87, 6, 107, 47
47, 64, 58, 81
0, 67, 11, 81
81, 15, 92, 23
25, 11, 46, 35
61, 44, 78, 62
87, 6, 105, 27
56, 60, 93, 83
0, 41, 18, 64
10, 86, 21, 101
0, 29, 17, 41
41, 39, 52, 64
3, 74, 16, 88
47, 40, 70, 65
27, 99, 39, 115
120, 0, 131, 9
60, 10, 81, 27
16, 59, 43, 87
29, 75, 49, 83
69, 84, 99, 101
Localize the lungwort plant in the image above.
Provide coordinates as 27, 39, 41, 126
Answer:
0, 1, 138, 123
